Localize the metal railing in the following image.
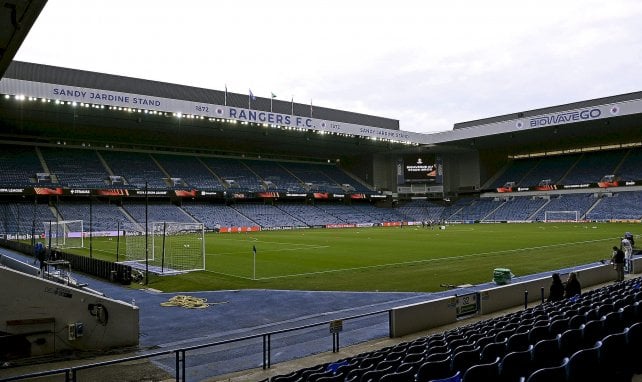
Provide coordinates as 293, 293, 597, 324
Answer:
1, 309, 390, 382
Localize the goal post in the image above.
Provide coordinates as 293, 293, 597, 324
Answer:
124, 221, 205, 273
43, 220, 84, 249
543, 211, 579, 222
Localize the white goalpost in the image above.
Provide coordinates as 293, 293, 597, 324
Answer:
543, 210, 580, 222
124, 221, 205, 273
43, 220, 84, 249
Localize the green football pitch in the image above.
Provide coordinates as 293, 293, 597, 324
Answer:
61, 222, 638, 292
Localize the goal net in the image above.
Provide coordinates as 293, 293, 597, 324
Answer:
544, 211, 579, 222
43, 220, 84, 249
124, 221, 205, 273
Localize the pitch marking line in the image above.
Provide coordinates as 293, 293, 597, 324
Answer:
206, 245, 330, 257
250, 236, 617, 281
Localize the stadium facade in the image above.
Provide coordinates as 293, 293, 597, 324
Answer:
1, 60, 642, 204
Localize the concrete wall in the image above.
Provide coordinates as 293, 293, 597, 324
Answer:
389, 262, 622, 338
0, 265, 139, 357
389, 296, 458, 338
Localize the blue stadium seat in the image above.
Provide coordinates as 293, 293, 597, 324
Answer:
525, 357, 569, 382
416, 356, 454, 382
498, 345, 533, 382
428, 370, 462, 382
599, 329, 631, 382
567, 341, 602, 382
450, 347, 480, 376
462, 356, 500, 382
558, 328, 583, 358
531, 337, 561, 370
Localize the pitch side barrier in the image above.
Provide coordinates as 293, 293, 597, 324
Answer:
390, 261, 634, 337
0, 238, 132, 284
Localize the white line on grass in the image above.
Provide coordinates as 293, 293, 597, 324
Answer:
212, 236, 330, 248
202, 269, 256, 280
205, 245, 329, 257
253, 236, 617, 281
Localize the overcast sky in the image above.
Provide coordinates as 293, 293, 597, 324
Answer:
14, 0, 642, 134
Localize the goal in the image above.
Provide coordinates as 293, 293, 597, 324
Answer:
543, 211, 579, 222
43, 220, 84, 249
124, 221, 205, 273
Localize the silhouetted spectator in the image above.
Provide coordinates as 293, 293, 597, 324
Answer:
564, 272, 581, 299
547, 272, 564, 302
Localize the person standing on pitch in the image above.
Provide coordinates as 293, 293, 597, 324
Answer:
612, 246, 626, 282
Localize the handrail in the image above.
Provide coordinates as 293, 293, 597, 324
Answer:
1, 307, 391, 382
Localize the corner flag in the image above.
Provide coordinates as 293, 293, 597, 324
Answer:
252, 245, 257, 280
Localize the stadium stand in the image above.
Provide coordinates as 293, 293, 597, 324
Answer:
615, 147, 642, 182
122, 202, 197, 224
153, 153, 224, 190
0, 144, 46, 187
268, 277, 642, 382
585, 192, 642, 221
0, 201, 55, 236
200, 157, 263, 192
353, 204, 405, 223
232, 203, 307, 229
396, 199, 446, 222
39, 147, 111, 188
243, 159, 307, 192
517, 154, 580, 188
181, 203, 256, 229
320, 204, 380, 224
560, 150, 626, 185
54, 200, 130, 231
448, 198, 502, 222
489, 157, 540, 189
317, 165, 372, 193
276, 203, 344, 227
484, 197, 548, 222
532, 194, 597, 221
280, 162, 345, 193
440, 197, 474, 222
99, 150, 168, 189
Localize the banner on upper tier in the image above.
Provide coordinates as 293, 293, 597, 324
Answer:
0, 78, 421, 143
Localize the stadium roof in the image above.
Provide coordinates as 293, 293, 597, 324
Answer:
0, 0, 47, 79
1, 2, 642, 162
3, 61, 400, 131
2, 7, 642, 161
422, 91, 642, 156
